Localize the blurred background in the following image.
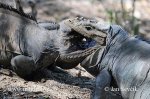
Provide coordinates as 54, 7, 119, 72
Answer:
21, 0, 150, 38
1, 1, 150, 98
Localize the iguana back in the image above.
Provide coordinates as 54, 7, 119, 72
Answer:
0, 3, 60, 76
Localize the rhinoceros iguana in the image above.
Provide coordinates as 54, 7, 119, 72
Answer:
64, 17, 150, 99
0, 3, 98, 78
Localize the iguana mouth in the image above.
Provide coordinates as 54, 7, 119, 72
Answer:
57, 29, 100, 69
67, 29, 97, 51
64, 18, 107, 46
59, 29, 99, 60
62, 28, 98, 54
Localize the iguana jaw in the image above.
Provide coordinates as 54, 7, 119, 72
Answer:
57, 30, 100, 67
56, 19, 105, 69
64, 17, 109, 46
59, 45, 100, 61
57, 45, 103, 69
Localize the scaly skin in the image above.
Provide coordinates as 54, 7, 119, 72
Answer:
36, 20, 99, 70
65, 17, 150, 99
64, 17, 108, 45
0, 4, 97, 78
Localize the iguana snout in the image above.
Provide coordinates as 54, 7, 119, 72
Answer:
64, 17, 110, 46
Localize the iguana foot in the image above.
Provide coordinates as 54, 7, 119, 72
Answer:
11, 55, 36, 78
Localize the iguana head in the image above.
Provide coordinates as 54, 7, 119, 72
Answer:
63, 17, 110, 73
64, 17, 110, 46
53, 19, 102, 69
59, 19, 99, 54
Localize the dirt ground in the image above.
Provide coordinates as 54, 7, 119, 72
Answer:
0, 66, 95, 99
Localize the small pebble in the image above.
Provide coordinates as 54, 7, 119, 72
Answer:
41, 78, 46, 83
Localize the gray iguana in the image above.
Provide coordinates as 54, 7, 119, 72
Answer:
65, 17, 150, 99
0, 4, 98, 78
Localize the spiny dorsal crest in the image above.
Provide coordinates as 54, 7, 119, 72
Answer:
0, 3, 37, 22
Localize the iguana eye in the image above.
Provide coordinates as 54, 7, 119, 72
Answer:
85, 26, 92, 31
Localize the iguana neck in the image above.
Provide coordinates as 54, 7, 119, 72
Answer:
106, 25, 129, 45
98, 25, 129, 71
80, 25, 129, 76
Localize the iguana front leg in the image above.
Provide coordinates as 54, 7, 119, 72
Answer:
94, 68, 111, 99
80, 48, 111, 99
11, 55, 36, 78
81, 47, 122, 99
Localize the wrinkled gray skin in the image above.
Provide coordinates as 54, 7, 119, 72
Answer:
37, 20, 98, 70
0, 4, 97, 78
0, 4, 59, 77
38, 21, 60, 30
12, 0, 98, 70
65, 18, 150, 99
